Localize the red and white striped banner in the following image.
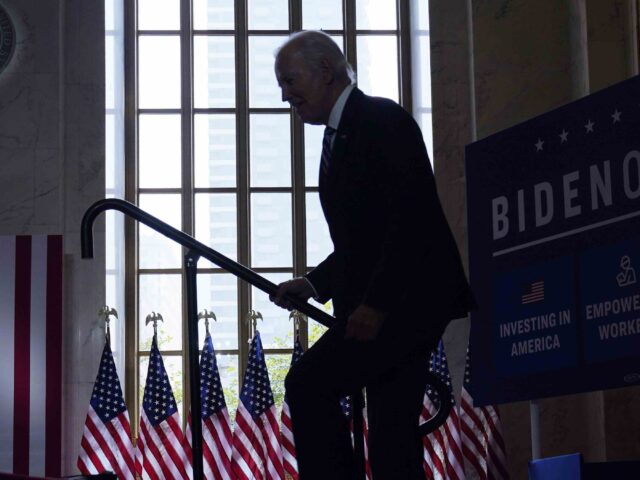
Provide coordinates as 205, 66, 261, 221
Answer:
0, 235, 63, 477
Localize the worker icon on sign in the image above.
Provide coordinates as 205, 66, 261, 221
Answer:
616, 255, 636, 287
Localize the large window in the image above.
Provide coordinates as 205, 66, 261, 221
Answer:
125, 0, 420, 426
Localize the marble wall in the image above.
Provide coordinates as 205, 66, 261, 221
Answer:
430, 0, 640, 478
0, 0, 105, 474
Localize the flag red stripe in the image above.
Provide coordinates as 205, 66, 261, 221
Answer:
233, 411, 265, 479
80, 435, 107, 473
106, 415, 136, 475
460, 421, 488, 479
156, 416, 189, 479
140, 420, 174, 480
13, 235, 31, 474
85, 413, 123, 478
45, 235, 62, 476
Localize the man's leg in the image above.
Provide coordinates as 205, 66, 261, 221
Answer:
285, 320, 435, 480
366, 346, 434, 480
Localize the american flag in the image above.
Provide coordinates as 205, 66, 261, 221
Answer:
280, 334, 304, 479
136, 336, 191, 480
459, 346, 510, 480
340, 395, 372, 480
231, 331, 285, 480
521, 280, 544, 304
422, 340, 466, 480
77, 339, 136, 479
0, 235, 62, 477
185, 333, 234, 480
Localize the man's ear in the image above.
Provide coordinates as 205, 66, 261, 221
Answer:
319, 57, 334, 84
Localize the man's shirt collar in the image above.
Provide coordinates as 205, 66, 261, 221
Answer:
327, 83, 356, 131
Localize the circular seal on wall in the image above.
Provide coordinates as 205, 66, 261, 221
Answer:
0, 4, 15, 73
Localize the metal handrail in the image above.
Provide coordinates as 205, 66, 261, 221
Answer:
80, 198, 452, 478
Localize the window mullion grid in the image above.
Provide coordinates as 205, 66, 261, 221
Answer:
179, 0, 195, 429
235, 0, 251, 379
343, 0, 357, 74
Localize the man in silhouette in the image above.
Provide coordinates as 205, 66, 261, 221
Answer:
271, 30, 474, 479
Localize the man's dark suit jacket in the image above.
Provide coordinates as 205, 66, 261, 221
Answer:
306, 88, 474, 333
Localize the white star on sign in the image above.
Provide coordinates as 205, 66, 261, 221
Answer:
535, 139, 544, 151
559, 130, 569, 143
585, 120, 595, 133
612, 110, 621, 123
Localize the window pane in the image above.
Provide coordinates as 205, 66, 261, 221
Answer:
197, 274, 238, 349
249, 36, 288, 108
138, 0, 180, 30
139, 36, 181, 108
251, 272, 294, 349
139, 194, 182, 268
193, 0, 234, 30
139, 355, 184, 428
302, 0, 343, 30
216, 354, 239, 422
194, 114, 236, 188
306, 192, 332, 267
251, 193, 292, 268
250, 114, 291, 187
139, 114, 181, 188
195, 193, 237, 264
194, 36, 236, 108
304, 124, 323, 187
248, 0, 288, 30
356, 0, 396, 30
265, 353, 291, 412
139, 274, 183, 350
356, 36, 398, 103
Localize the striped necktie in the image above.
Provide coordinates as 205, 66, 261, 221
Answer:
320, 126, 336, 177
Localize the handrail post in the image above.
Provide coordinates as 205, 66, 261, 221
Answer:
185, 251, 204, 480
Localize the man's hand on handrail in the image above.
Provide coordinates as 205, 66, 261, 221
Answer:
270, 277, 316, 311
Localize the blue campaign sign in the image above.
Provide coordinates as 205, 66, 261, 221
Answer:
466, 75, 640, 405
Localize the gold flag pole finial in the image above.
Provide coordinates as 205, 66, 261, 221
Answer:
99, 305, 118, 345
198, 308, 217, 336
246, 310, 263, 341
145, 311, 164, 340
289, 310, 306, 334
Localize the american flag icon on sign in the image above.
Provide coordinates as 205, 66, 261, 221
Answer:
521, 280, 545, 304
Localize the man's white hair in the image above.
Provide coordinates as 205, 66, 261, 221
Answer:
276, 30, 356, 83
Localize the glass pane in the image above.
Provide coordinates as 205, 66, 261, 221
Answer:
139, 355, 184, 428
195, 193, 237, 264
306, 192, 332, 267
251, 272, 294, 349
197, 274, 238, 350
302, 0, 343, 30
139, 114, 181, 188
248, 0, 288, 30
139, 36, 181, 108
356, 36, 398, 103
356, 0, 396, 30
250, 114, 291, 187
138, 274, 183, 350
193, 0, 234, 30
139, 194, 182, 268
138, 0, 180, 30
251, 193, 292, 268
249, 36, 288, 108
304, 123, 323, 186
265, 354, 291, 412
216, 354, 239, 422
194, 114, 236, 188
308, 319, 328, 347
194, 36, 236, 108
